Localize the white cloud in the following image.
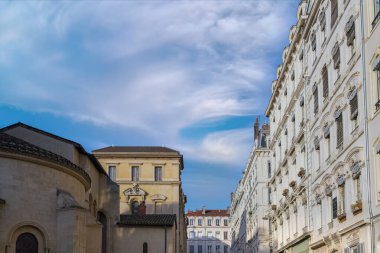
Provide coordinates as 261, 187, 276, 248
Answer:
0, 0, 297, 165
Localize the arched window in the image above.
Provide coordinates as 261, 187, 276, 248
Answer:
143, 242, 148, 253
16, 233, 38, 253
97, 212, 107, 253
131, 201, 139, 215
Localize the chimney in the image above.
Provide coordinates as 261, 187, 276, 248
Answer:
138, 201, 146, 216
254, 116, 260, 141
202, 206, 206, 215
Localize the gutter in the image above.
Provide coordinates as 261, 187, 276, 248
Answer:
359, 1, 375, 252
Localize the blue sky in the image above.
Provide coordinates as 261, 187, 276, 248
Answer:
0, 1, 298, 211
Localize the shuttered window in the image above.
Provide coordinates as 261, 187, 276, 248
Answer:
332, 197, 338, 219
322, 66, 329, 98
313, 85, 319, 114
336, 112, 343, 148
331, 0, 338, 28
333, 44, 341, 70
349, 91, 358, 120
311, 32, 317, 51
346, 16, 356, 46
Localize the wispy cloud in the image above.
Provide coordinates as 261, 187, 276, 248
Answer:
0, 0, 297, 166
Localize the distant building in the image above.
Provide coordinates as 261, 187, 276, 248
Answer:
93, 146, 187, 253
186, 207, 230, 253
230, 117, 271, 253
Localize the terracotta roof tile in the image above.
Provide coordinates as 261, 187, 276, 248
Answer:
186, 209, 229, 217
0, 133, 91, 185
118, 214, 176, 226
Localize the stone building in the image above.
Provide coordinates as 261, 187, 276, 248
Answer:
264, 0, 380, 252
186, 208, 230, 253
93, 146, 187, 253
230, 118, 271, 253
0, 122, 186, 253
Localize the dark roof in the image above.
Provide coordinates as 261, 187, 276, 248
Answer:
93, 146, 180, 154
0, 133, 91, 185
187, 209, 229, 217
0, 122, 107, 175
118, 214, 177, 227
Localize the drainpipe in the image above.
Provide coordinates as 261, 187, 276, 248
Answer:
164, 225, 167, 253
359, 1, 375, 252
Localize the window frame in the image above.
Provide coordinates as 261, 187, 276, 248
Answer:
131, 166, 139, 181
154, 166, 162, 181
108, 165, 116, 181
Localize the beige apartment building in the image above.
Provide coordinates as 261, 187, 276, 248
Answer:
93, 146, 187, 253
187, 208, 230, 253
0, 122, 186, 253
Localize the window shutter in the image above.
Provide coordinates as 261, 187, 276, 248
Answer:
332, 43, 341, 70
332, 197, 338, 219
344, 248, 350, 253
358, 243, 364, 253
336, 113, 343, 148
349, 90, 358, 120
331, 0, 338, 28
311, 32, 317, 51
313, 85, 319, 113
345, 16, 356, 46
314, 136, 320, 150
322, 66, 329, 98
319, 9, 326, 31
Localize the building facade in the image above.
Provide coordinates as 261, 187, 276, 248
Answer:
0, 122, 185, 253
264, 0, 380, 252
230, 118, 271, 253
187, 208, 230, 253
93, 146, 187, 253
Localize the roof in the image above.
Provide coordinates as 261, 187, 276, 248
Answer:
93, 146, 180, 154
0, 133, 91, 185
187, 209, 229, 217
118, 214, 177, 227
0, 122, 107, 175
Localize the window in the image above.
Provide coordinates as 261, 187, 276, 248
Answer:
333, 43, 341, 71
198, 219, 202, 226
189, 231, 195, 239
189, 219, 194, 226
332, 197, 338, 219
322, 66, 329, 98
198, 245, 203, 253
108, 165, 116, 181
349, 88, 358, 129
313, 84, 319, 114
331, 0, 338, 28
216, 219, 220, 226
208, 245, 212, 253
143, 242, 148, 253
268, 161, 272, 178
215, 231, 221, 239
224, 219, 228, 226
338, 184, 346, 216
198, 231, 203, 239
345, 244, 364, 253
131, 166, 139, 181
207, 231, 212, 239
190, 245, 195, 253
207, 219, 212, 226
319, 8, 326, 33
224, 246, 229, 253
346, 16, 356, 55
224, 231, 228, 240
16, 233, 38, 253
375, 62, 380, 111
311, 31, 317, 55
216, 245, 221, 253
336, 111, 343, 149
154, 166, 162, 181
131, 201, 139, 215
375, 0, 380, 18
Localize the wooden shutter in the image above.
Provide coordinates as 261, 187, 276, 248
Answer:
313, 85, 319, 113
336, 113, 343, 148
332, 197, 338, 219
331, 0, 338, 28
350, 92, 358, 120
322, 66, 329, 98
